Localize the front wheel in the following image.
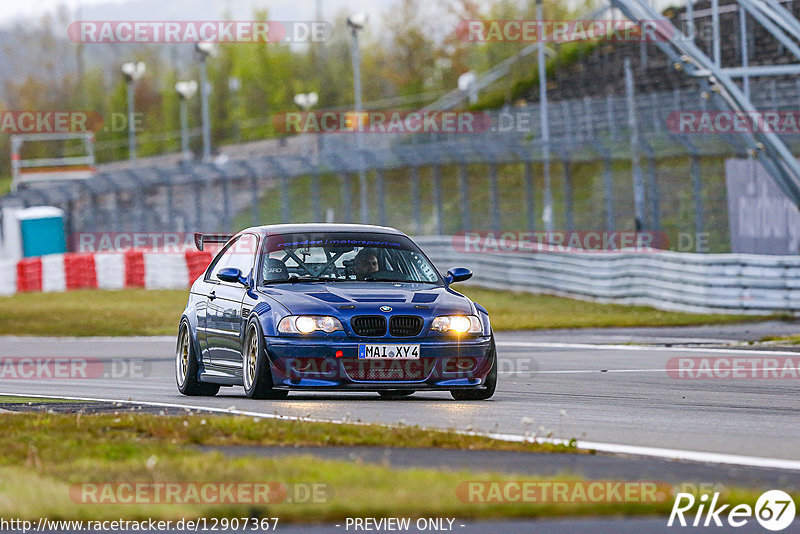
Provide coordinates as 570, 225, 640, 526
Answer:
451, 335, 497, 401
243, 322, 289, 399
176, 319, 220, 396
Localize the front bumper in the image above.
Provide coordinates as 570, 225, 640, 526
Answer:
265, 336, 493, 390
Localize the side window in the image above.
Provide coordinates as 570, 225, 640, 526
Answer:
206, 234, 257, 282
226, 234, 258, 278
206, 238, 240, 282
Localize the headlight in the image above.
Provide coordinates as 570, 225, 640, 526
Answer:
431, 315, 482, 334
295, 316, 317, 334
278, 316, 344, 334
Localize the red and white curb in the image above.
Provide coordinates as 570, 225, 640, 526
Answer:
0, 250, 213, 296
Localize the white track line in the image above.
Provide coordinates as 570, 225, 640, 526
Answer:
499, 367, 800, 375
474, 431, 800, 471
497, 341, 800, 357
2, 391, 800, 472
499, 369, 664, 375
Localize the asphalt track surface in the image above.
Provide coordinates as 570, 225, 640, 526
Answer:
1, 322, 799, 461
2, 324, 800, 533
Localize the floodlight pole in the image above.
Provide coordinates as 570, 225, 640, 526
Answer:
126, 80, 136, 160
624, 57, 647, 231
199, 57, 212, 162
537, 0, 554, 233
350, 23, 368, 224
180, 98, 190, 162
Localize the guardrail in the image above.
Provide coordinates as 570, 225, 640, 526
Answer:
3, 236, 799, 315
416, 236, 800, 315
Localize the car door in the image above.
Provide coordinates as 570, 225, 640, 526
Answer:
205, 234, 259, 369
191, 276, 215, 367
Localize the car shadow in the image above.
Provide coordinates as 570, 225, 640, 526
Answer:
212, 391, 456, 402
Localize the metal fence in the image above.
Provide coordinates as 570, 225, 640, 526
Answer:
2, 77, 800, 254
416, 236, 800, 314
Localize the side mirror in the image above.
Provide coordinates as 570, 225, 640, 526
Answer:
217, 267, 247, 285
445, 267, 472, 285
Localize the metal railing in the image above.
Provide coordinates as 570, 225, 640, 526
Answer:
3, 235, 798, 315
1, 77, 800, 254
417, 236, 800, 314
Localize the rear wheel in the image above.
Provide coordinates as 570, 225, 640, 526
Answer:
176, 320, 220, 396
377, 390, 415, 399
450, 335, 497, 401
243, 322, 289, 399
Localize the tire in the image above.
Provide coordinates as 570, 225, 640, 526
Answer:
377, 390, 415, 399
450, 335, 497, 401
176, 319, 220, 396
243, 321, 289, 400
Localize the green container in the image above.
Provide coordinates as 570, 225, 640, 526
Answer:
19, 207, 66, 257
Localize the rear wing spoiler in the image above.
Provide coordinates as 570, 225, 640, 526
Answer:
194, 232, 235, 251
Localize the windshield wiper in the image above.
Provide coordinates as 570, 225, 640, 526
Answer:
362, 276, 440, 283
265, 276, 346, 284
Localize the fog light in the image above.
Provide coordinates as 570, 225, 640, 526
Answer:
445, 357, 476, 373
291, 359, 311, 371
456, 358, 474, 370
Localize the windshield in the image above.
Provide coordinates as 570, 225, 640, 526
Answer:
261, 232, 441, 285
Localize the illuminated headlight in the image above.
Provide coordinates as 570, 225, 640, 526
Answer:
431, 315, 482, 334
295, 316, 316, 334
278, 316, 344, 334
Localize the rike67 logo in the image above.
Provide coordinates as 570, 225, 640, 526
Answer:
668, 490, 796, 531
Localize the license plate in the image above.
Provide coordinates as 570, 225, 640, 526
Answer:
358, 344, 420, 359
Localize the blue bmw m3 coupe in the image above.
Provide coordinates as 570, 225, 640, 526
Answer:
176, 224, 496, 400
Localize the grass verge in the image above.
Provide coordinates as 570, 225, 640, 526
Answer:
0, 287, 763, 337
0, 289, 186, 337
0, 409, 568, 453
760, 334, 800, 345
461, 287, 762, 330
0, 411, 775, 521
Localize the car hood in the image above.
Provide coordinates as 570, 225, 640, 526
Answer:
257, 282, 475, 316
